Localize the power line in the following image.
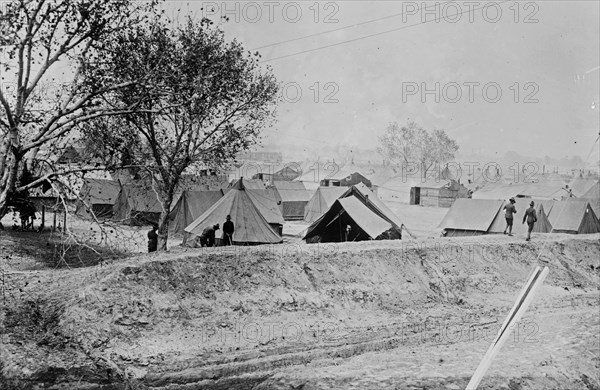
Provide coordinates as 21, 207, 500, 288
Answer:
251, 0, 454, 51
584, 135, 600, 163
260, 1, 509, 63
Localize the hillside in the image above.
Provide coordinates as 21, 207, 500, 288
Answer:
0, 233, 599, 389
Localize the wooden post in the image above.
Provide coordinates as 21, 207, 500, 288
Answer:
466, 266, 549, 390
63, 210, 67, 234
52, 210, 57, 232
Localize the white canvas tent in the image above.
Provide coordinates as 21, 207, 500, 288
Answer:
184, 179, 283, 245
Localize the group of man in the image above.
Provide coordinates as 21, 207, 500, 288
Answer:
197, 214, 235, 247
147, 215, 236, 252
503, 197, 538, 241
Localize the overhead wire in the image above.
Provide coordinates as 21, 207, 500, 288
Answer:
251, 0, 455, 51
260, 0, 510, 63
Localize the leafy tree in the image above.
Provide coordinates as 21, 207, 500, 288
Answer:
83, 16, 279, 250
377, 121, 419, 166
377, 121, 459, 179
0, 0, 158, 219
421, 129, 459, 179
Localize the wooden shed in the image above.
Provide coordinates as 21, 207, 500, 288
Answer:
410, 180, 470, 208
320, 168, 372, 188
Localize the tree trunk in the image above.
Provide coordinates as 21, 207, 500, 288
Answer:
25, 147, 40, 172
422, 163, 430, 181
157, 188, 175, 251
421, 161, 436, 181
0, 137, 9, 177
157, 209, 171, 251
0, 135, 22, 218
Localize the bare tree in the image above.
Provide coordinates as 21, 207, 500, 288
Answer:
0, 0, 158, 220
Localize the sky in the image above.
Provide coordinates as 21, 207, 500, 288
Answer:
164, 0, 599, 162
2, 1, 598, 164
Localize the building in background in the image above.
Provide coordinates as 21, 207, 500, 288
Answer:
410, 180, 470, 207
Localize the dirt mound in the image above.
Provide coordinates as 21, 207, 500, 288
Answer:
1, 234, 599, 389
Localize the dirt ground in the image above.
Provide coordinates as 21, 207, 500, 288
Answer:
1, 219, 599, 389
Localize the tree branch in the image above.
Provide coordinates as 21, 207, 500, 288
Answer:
21, 107, 161, 152
15, 164, 146, 193
0, 90, 15, 127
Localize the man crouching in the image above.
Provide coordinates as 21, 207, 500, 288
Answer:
200, 224, 220, 247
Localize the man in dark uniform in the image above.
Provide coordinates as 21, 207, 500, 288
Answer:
522, 200, 537, 241
503, 197, 517, 236
17, 200, 37, 231
148, 225, 158, 252
200, 224, 219, 247
222, 215, 234, 246
564, 185, 574, 197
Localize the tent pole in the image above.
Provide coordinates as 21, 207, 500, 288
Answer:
324, 210, 345, 229
340, 211, 343, 241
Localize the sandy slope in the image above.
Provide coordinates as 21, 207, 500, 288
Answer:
0, 233, 599, 389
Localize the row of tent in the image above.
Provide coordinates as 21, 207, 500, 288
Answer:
373, 172, 599, 205
76, 175, 398, 234
75, 176, 599, 247
472, 177, 599, 201
74, 177, 312, 228
75, 179, 285, 240
75, 177, 293, 245
439, 197, 600, 236
182, 181, 406, 245
75, 180, 165, 225
178, 179, 312, 222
